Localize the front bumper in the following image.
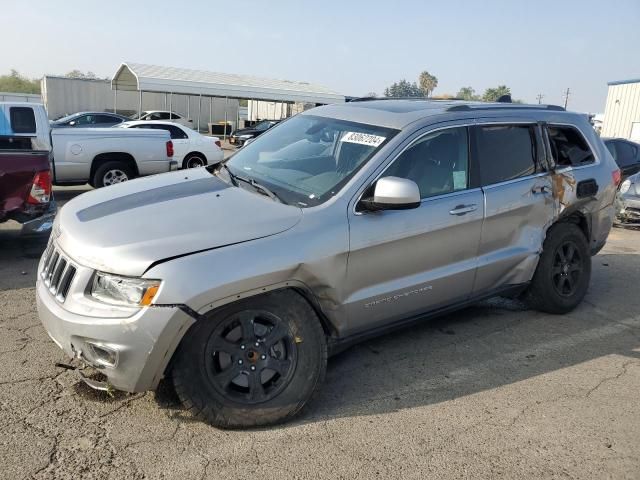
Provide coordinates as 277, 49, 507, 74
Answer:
36, 276, 194, 392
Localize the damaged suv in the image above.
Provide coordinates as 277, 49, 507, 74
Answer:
37, 99, 619, 427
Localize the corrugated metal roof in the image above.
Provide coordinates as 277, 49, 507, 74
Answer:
608, 78, 640, 86
111, 62, 345, 104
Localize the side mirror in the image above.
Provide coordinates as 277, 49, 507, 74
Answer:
360, 176, 421, 211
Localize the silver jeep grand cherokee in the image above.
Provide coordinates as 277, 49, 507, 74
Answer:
37, 99, 620, 427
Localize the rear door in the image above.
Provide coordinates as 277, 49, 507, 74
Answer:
345, 124, 484, 334
471, 122, 555, 295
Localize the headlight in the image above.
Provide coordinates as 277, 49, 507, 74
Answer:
90, 272, 161, 307
620, 179, 631, 194
239, 134, 254, 139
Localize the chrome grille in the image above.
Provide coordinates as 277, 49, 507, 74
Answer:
41, 244, 76, 302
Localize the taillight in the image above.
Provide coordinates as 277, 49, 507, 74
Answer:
214, 140, 222, 148
27, 170, 52, 205
166, 140, 174, 157
612, 169, 621, 186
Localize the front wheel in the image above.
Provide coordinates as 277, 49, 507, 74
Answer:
171, 291, 327, 428
524, 223, 591, 314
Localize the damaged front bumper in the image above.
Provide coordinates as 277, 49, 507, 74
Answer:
36, 277, 195, 392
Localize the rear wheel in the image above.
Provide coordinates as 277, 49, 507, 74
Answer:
93, 161, 134, 188
182, 153, 207, 169
171, 291, 327, 428
524, 223, 591, 314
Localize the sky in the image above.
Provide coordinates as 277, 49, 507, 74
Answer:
2, 0, 638, 113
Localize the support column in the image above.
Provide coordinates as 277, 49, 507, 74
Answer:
114, 89, 117, 114
197, 94, 202, 131
138, 90, 142, 117
223, 97, 228, 140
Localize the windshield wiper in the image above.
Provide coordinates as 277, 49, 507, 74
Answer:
218, 163, 239, 187
218, 164, 283, 203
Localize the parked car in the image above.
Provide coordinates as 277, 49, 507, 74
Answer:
0, 102, 55, 234
37, 99, 619, 428
603, 138, 640, 181
615, 171, 640, 224
131, 110, 193, 128
51, 112, 130, 128
229, 119, 280, 147
119, 121, 224, 168
1, 102, 178, 188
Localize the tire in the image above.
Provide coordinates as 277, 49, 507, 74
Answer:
171, 290, 327, 428
93, 161, 134, 188
524, 223, 591, 314
182, 153, 207, 169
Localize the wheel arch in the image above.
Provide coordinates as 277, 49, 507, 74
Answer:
194, 281, 337, 339
183, 151, 208, 168
90, 152, 139, 180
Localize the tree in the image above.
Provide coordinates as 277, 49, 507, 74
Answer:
418, 71, 438, 97
364, 92, 378, 98
0, 70, 41, 94
65, 70, 98, 79
383, 79, 424, 98
482, 85, 511, 102
456, 86, 479, 101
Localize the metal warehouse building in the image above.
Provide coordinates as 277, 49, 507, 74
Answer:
40, 62, 345, 133
602, 79, 640, 141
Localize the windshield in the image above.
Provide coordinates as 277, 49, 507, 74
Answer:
53, 113, 78, 124
223, 115, 397, 207
253, 121, 272, 131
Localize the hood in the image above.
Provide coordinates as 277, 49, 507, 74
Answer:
56, 168, 302, 276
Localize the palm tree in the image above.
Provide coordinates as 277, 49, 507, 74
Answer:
418, 71, 438, 98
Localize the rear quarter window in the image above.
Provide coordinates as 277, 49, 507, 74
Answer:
10, 107, 36, 134
547, 126, 595, 167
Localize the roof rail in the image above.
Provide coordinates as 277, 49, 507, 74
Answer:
446, 104, 566, 112
347, 96, 466, 103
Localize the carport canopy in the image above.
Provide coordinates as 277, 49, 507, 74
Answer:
111, 62, 345, 105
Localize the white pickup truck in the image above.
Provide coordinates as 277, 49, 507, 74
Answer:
2, 102, 177, 188
52, 127, 177, 187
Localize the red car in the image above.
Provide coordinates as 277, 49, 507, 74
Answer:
0, 105, 55, 233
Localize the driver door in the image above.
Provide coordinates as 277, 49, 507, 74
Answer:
344, 125, 484, 335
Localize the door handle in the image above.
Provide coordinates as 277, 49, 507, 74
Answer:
449, 204, 477, 216
531, 185, 551, 195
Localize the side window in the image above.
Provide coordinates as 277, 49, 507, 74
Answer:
96, 115, 119, 124
148, 113, 162, 120
9, 107, 36, 134
75, 115, 95, 125
382, 127, 469, 199
547, 126, 595, 167
474, 125, 538, 186
157, 112, 171, 120
615, 141, 638, 167
169, 126, 188, 139
170, 113, 181, 119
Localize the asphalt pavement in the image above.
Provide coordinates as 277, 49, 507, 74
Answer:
0, 187, 638, 479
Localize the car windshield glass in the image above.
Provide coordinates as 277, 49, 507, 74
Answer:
254, 121, 271, 131
129, 113, 142, 120
53, 114, 78, 124
222, 115, 397, 207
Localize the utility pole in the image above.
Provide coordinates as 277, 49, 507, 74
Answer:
563, 88, 571, 109
536, 93, 544, 104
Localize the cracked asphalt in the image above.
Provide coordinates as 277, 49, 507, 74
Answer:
1, 187, 639, 479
